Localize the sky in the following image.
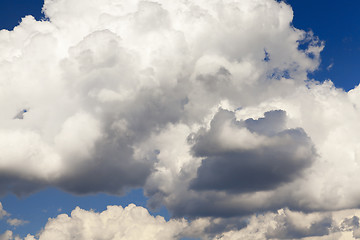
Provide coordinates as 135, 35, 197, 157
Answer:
0, 0, 360, 240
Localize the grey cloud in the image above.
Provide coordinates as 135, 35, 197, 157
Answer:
214, 208, 360, 240
266, 214, 333, 239
340, 216, 360, 239
56, 136, 153, 195
13, 109, 28, 120
190, 109, 316, 194
244, 110, 286, 136
168, 193, 258, 218
0, 175, 47, 197
202, 217, 248, 238
340, 216, 360, 231
196, 67, 232, 93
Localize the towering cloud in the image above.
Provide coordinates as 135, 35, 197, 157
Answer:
1, 0, 360, 239
0, 0, 321, 197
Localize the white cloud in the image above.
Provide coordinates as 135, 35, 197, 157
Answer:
1, 1, 360, 239
0, 0, 322, 196
15, 205, 360, 240
25, 204, 207, 240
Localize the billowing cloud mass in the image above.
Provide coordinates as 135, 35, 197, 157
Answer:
2, 204, 360, 240
1, 0, 360, 238
21, 204, 205, 240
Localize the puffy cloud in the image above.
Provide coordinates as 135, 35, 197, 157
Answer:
143, 81, 360, 219
0, 0, 321, 197
24, 204, 207, 240
2, 1, 360, 237
14, 206, 360, 240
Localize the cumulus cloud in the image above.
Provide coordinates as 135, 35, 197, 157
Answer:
10, 205, 360, 240
23, 204, 207, 240
0, 0, 322, 197
2, 1, 360, 239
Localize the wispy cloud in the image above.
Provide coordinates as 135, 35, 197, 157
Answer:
7, 218, 28, 227
0, 203, 9, 219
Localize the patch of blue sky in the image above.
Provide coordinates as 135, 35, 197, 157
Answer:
0, 0, 45, 31
0, 188, 169, 238
287, 0, 360, 91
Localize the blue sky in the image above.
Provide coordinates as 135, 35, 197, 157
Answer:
1, 0, 360, 239
287, 0, 360, 91
0, 188, 166, 238
0, 0, 44, 30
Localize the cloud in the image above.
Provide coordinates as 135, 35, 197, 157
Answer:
143, 82, 360, 219
0, 202, 9, 219
0, 202, 28, 231
265, 209, 333, 239
2, 2, 360, 238
23, 204, 207, 240
11, 206, 360, 240
190, 109, 315, 193
0, 231, 20, 240
0, 0, 322, 197
213, 208, 360, 240
326, 62, 334, 71
7, 218, 28, 227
